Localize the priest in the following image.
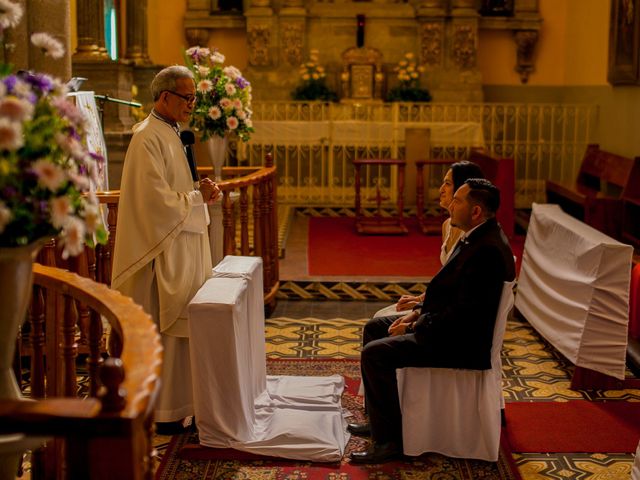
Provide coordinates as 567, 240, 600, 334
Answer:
112, 66, 220, 431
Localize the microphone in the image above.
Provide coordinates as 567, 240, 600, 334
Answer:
180, 130, 198, 182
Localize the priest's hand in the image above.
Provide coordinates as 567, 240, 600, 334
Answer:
199, 178, 221, 204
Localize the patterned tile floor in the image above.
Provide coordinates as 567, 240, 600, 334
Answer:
261, 299, 640, 480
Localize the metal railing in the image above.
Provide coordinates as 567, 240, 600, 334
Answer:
240, 102, 598, 209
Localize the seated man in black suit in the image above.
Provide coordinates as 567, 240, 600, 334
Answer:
349, 178, 516, 464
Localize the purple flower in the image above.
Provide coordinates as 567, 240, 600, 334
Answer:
27, 73, 54, 93
2, 186, 17, 198
235, 77, 249, 89
3, 75, 17, 92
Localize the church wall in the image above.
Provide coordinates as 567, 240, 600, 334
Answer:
484, 0, 640, 159
66, 1, 640, 158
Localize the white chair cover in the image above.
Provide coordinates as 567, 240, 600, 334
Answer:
633, 440, 640, 480
396, 281, 515, 461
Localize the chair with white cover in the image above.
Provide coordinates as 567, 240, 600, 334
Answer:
396, 280, 515, 461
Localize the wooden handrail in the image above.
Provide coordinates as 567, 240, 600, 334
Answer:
5, 264, 162, 479
32, 264, 162, 418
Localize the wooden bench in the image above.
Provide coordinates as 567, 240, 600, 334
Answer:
546, 144, 640, 239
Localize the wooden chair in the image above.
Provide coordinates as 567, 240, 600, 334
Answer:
353, 158, 408, 235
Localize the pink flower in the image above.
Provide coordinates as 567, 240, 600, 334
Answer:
226, 116, 239, 130
208, 106, 221, 120
225, 83, 236, 95
0, 96, 34, 122
0, 117, 23, 150
220, 98, 232, 110
232, 99, 242, 110
32, 158, 66, 191
0, 201, 11, 234
60, 216, 86, 259
50, 196, 72, 228
197, 79, 213, 93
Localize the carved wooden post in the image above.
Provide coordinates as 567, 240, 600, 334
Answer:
99, 357, 126, 413
28, 286, 46, 398
240, 185, 250, 255
253, 182, 264, 257
88, 310, 104, 397
63, 295, 79, 397
261, 175, 273, 293
222, 190, 235, 256
415, 161, 426, 221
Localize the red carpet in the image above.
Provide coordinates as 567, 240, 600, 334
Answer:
156, 359, 521, 479
505, 400, 640, 453
307, 216, 524, 277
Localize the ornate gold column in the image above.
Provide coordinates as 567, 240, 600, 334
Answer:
124, 0, 152, 65
74, 0, 109, 60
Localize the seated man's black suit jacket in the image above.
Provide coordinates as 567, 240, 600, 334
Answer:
414, 217, 516, 371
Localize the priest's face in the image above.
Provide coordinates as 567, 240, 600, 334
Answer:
161, 77, 196, 123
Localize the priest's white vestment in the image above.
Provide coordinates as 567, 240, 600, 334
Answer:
112, 114, 212, 422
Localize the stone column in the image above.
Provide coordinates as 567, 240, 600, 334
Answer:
3, 0, 28, 72
27, 0, 72, 80
443, 0, 483, 101
124, 0, 152, 65
74, 0, 109, 60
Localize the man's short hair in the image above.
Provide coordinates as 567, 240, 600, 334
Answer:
464, 178, 500, 216
150, 66, 194, 101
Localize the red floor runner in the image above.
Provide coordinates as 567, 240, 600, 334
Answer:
307, 217, 524, 277
505, 400, 640, 453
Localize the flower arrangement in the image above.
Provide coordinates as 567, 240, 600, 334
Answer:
291, 49, 337, 102
184, 46, 254, 142
386, 52, 431, 102
0, 2, 107, 257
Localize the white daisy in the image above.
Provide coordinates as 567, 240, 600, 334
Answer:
0, 0, 23, 29
30, 32, 65, 59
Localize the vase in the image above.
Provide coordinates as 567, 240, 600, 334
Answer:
205, 135, 228, 182
0, 240, 46, 480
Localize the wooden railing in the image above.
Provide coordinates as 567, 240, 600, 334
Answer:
4, 264, 162, 479
87, 158, 279, 307
198, 153, 279, 306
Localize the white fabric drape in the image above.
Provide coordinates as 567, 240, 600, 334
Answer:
250, 120, 484, 147
189, 256, 349, 462
515, 203, 632, 380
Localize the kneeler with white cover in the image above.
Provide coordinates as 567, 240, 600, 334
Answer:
396, 281, 515, 462
188, 256, 349, 462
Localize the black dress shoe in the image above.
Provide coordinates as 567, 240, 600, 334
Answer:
347, 422, 371, 436
350, 441, 402, 464
155, 416, 195, 436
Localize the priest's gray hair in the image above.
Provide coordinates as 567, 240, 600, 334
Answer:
150, 66, 194, 101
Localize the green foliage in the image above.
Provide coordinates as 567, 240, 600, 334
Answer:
386, 86, 432, 103
292, 80, 338, 102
